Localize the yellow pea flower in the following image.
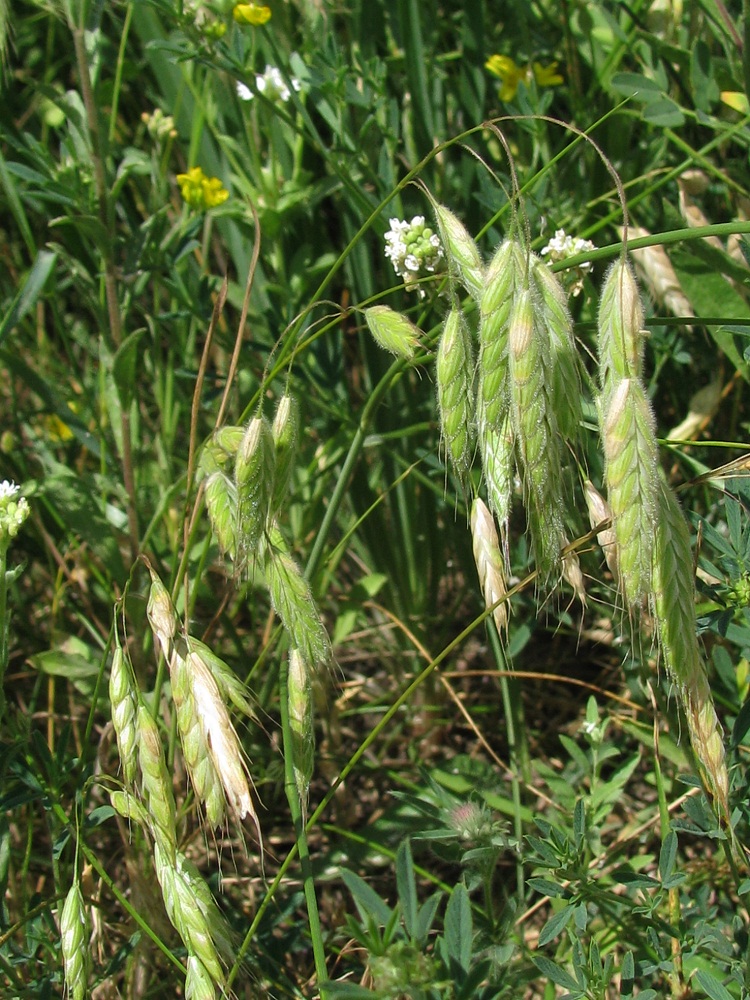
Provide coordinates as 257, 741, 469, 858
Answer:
485, 54, 563, 101
176, 167, 229, 211
233, 3, 272, 25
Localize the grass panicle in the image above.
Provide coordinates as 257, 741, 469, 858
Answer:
471, 497, 510, 634
205, 471, 239, 561
60, 882, 88, 1000
288, 647, 315, 816
432, 201, 485, 301
651, 480, 730, 819
136, 704, 177, 856
479, 413, 514, 554
436, 305, 476, 488
601, 377, 660, 606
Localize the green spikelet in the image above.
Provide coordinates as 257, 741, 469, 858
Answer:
531, 254, 582, 440
432, 202, 485, 302
264, 526, 332, 672
60, 881, 89, 1000
651, 480, 729, 820
477, 239, 524, 431
436, 305, 475, 486
288, 647, 314, 816
598, 258, 645, 396
478, 410, 514, 551
205, 470, 239, 560
235, 416, 275, 558
508, 285, 565, 577
365, 305, 420, 359
271, 392, 300, 517
109, 636, 139, 786
602, 378, 659, 606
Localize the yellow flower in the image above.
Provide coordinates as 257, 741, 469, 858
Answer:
485, 54, 563, 101
233, 3, 271, 25
485, 54, 525, 102
532, 61, 564, 87
176, 166, 229, 210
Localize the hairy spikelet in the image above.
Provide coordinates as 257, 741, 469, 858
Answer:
136, 704, 176, 855
433, 202, 485, 301
561, 542, 586, 605
186, 636, 256, 719
205, 471, 239, 560
185, 956, 216, 1000
271, 392, 300, 517
477, 238, 525, 430
60, 881, 88, 1000
508, 286, 565, 576
365, 305, 420, 359
531, 254, 582, 439
436, 305, 475, 486
471, 498, 509, 634
146, 563, 178, 658
169, 646, 226, 828
264, 526, 332, 671
478, 411, 514, 553
583, 479, 619, 582
235, 416, 275, 558
109, 788, 150, 826
288, 647, 314, 816
598, 258, 645, 396
602, 378, 659, 606
109, 638, 139, 785
651, 480, 729, 819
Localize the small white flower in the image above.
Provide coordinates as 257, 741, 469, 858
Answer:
237, 65, 302, 104
383, 215, 445, 297
0, 480, 20, 499
541, 228, 596, 296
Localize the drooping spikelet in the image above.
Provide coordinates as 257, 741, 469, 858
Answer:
432, 202, 485, 302
624, 226, 694, 331
479, 412, 514, 554
109, 635, 139, 785
288, 647, 314, 816
136, 704, 177, 856
235, 416, 275, 559
60, 881, 89, 1000
264, 525, 332, 673
436, 305, 475, 487
270, 392, 300, 517
508, 285, 566, 577
531, 254, 582, 440
477, 238, 524, 431
471, 498, 510, 634
146, 562, 178, 659
651, 479, 729, 820
365, 305, 420, 360
601, 377, 660, 606
205, 471, 239, 560
598, 258, 645, 396
583, 479, 619, 583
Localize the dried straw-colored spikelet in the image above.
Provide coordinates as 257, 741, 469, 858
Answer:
530, 254, 582, 440
436, 305, 475, 488
651, 479, 730, 820
471, 498, 510, 634
583, 479, 619, 583
623, 225, 694, 332
60, 881, 89, 1000
235, 415, 275, 558
263, 524, 332, 673
288, 647, 314, 815
432, 201, 485, 302
666, 378, 722, 441
109, 632, 139, 786
508, 284, 566, 577
561, 541, 586, 606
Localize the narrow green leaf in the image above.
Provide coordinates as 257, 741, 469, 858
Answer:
659, 831, 678, 882
532, 954, 580, 990
444, 883, 471, 972
538, 904, 574, 947
694, 970, 735, 1000
0, 250, 57, 347
395, 839, 418, 938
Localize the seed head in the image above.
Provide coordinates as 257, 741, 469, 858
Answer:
365, 305, 421, 360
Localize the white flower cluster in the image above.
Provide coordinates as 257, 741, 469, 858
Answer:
383, 216, 445, 296
541, 228, 596, 296
237, 66, 302, 104
0, 480, 30, 544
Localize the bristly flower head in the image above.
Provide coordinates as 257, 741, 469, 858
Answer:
237, 66, 302, 104
176, 166, 229, 211
541, 228, 596, 296
485, 55, 563, 102
0, 480, 30, 546
233, 3, 271, 25
383, 216, 445, 297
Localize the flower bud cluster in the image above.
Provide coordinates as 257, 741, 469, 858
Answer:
383, 216, 445, 296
